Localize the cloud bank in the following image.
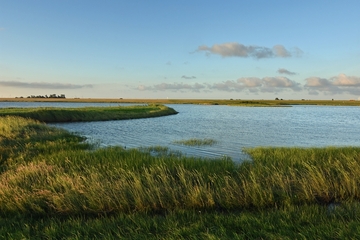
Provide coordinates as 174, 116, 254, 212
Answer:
211, 77, 302, 93
0, 81, 93, 89
138, 74, 360, 97
138, 83, 206, 92
195, 42, 302, 59
138, 76, 301, 94
305, 74, 360, 95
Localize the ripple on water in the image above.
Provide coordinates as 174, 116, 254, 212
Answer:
49, 104, 360, 162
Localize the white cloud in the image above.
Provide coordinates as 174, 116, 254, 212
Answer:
211, 80, 244, 92
0, 81, 93, 89
332, 73, 360, 86
237, 77, 263, 88
210, 77, 301, 93
138, 77, 301, 94
195, 42, 302, 59
263, 77, 298, 88
305, 77, 332, 87
273, 45, 291, 57
138, 82, 206, 92
305, 74, 360, 95
137, 74, 360, 97
262, 77, 302, 92
137, 85, 147, 91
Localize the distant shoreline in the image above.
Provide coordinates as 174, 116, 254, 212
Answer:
1, 98, 360, 106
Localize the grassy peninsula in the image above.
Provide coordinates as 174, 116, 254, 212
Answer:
0, 104, 178, 123
1, 116, 360, 238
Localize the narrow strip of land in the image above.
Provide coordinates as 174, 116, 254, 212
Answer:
1, 97, 360, 106
0, 104, 178, 123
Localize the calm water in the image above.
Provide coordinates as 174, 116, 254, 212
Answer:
2, 102, 360, 162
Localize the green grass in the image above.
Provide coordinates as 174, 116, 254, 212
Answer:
0, 104, 178, 123
173, 138, 218, 146
2, 204, 360, 239
1, 116, 360, 238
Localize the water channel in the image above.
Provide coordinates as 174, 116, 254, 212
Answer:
2, 102, 360, 162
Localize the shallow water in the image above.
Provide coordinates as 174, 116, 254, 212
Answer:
2, 102, 360, 161
48, 104, 360, 162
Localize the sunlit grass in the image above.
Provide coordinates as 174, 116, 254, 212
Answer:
2, 117, 360, 214
2, 116, 360, 238
173, 138, 218, 146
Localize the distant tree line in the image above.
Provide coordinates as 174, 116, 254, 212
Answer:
16, 94, 66, 99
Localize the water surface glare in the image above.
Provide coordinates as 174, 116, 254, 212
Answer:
47, 104, 360, 162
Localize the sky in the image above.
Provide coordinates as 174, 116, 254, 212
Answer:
1, 0, 360, 100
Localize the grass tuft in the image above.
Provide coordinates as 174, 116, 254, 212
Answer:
173, 138, 218, 146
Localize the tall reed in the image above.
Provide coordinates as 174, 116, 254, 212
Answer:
2, 116, 360, 217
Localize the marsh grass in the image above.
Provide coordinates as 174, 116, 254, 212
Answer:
0, 104, 178, 123
2, 116, 360, 237
173, 138, 218, 146
2, 116, 360, 214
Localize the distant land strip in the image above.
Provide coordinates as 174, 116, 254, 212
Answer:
1, 98, 360, 106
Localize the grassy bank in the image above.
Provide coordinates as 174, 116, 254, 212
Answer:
2, 97, 360, 106
0, 104, 178, 123
1, 116, 360, 238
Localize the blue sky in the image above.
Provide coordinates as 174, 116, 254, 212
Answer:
1, 0, 360, 99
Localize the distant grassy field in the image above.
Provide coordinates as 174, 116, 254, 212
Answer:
1, 97, 360, 106
0, 104, 178, 123
1, 116, 360, 238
